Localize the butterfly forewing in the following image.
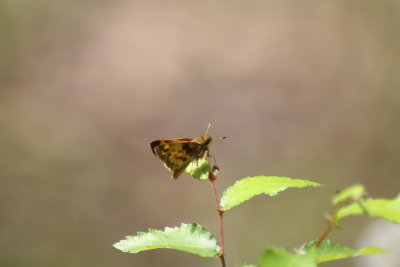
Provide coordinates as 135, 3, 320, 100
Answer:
150, 135, 212, 179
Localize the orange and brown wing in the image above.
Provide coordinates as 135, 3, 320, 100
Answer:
150, 139, 202, 179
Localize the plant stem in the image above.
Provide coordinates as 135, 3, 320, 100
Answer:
315, 207, 338, 248
315, 220, 333, 247
208, 171, 226, 267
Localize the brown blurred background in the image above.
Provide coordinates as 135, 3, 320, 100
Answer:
1, 1, 399, 266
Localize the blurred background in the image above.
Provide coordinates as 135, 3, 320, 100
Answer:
1, 0, 399, 266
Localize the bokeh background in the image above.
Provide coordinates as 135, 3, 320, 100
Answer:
1, 1, 399, 266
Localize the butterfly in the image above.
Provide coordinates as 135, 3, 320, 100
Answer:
150, 126, 213, 179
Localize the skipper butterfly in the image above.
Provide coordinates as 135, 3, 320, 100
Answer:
150, 125, 212, 179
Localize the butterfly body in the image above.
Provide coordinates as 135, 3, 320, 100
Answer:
150, 134, 212, 179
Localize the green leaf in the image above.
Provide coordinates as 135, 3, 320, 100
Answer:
258, 247, 317, 267
185, 159, 212, 180
239, 265, 256, 267
113, 223, 220, 257
220, 176, 322, 211
336, 195, 400, 223
332, 184, 366, 205
301, 240, 387, 263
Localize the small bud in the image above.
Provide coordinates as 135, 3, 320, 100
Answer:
212, 165, 220, 176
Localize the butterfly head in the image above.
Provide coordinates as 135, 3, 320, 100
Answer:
193, 134, 212, 146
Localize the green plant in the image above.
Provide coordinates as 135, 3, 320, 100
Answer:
113, 159, 399, 266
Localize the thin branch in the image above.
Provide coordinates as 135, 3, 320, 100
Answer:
208, 171, 226, 267
315, 207, 338, 248
315, 220, 334, 248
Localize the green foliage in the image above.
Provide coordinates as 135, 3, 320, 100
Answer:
258, 248, 317, 267
256, 240, 386, 267
185, 158, 212, 180
116, 162, 396, 267
332, 184, 366, 205
336, 195, 400, 223
301, 240, 387, 263
220, 176, 322, 211
113, 223, 220, 257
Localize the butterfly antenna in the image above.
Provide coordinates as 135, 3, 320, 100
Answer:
205, 123, 211, 135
